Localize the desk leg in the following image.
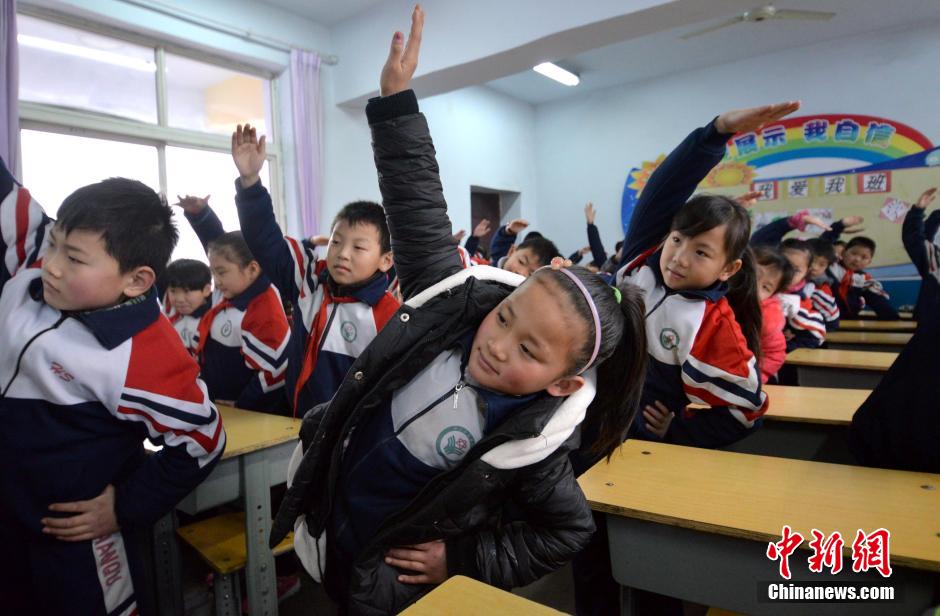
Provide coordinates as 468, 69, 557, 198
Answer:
152, 511, 183, 616
241, 450, 278, 616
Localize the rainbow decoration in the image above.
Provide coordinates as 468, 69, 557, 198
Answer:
621, 114, 934, 235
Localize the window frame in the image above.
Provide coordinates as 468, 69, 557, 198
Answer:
16, 4, 287, 229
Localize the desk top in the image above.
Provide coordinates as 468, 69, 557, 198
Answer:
763, 385, 869, 425
580, 441, 940, 572
218, 405, 301, 460
826, 331, 912, 346
838, 320, 917, 332
858, 310, 913, 320
786, 348, 897, 371
401, 576, 562, 615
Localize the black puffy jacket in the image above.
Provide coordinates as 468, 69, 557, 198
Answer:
269, 90, 596, 614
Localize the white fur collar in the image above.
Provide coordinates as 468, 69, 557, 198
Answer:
405, 265, 524, 308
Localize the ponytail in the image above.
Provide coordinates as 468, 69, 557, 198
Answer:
587, 281, 648, 459
726, 246, 763, 361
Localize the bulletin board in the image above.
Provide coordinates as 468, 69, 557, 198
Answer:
622, 114, 940, 270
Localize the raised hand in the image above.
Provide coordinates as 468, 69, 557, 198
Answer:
715, 101, 801, 135
584, 202, 596, 225
578, 246, 592, 256
472, 218, 492, 237
309, 235, 330, 247
505, 219, 529, 235
175, 194, 210, 216
380, 5, 425, 97
802, 214, 833, 231
232, 123, 267, 188
453, 229, 466, 243
914, 187, 937, 210
734, 190, 763, 208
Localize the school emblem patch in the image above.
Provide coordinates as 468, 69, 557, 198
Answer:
340, 321, 357, 342
221, 320, 233, 337
659, 327, 680, 350
436, 426, 475, 463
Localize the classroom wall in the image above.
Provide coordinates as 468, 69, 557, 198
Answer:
533, 20, 940, 260
321, 85, 539, 237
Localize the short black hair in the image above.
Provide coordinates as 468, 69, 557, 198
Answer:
834, 240, 847, 248
779, 237, 810, 254
752, 245, 794, 293
333, 201, 390, 253
523, 231, 543, 241
517, 236, 561, 267
846, 236, 876, 255
805, 238, 836, 265
57, 178, 177, 280
208, 231, 256, 268
165, 258, 211, 291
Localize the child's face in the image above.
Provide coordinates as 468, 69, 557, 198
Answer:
167, 284, 212, 315
842, 245, 873, 271
782, 248, 810, 287
326, 220, 393, 286
41, 226, 148, 311
833, 244, 845, 259
209, 251, 259, 300
502, 246, 543, 278
808, 255, 830, 280
755, 264, 783, 303
659, 225, 741, 290
468, 275, 586, 397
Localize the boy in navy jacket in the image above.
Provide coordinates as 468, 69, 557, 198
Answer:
229, 134, 400, 416
0, 158, 225, 614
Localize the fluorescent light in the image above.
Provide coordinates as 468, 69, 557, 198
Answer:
18, 34, 156, 72
533, 62, 579, 86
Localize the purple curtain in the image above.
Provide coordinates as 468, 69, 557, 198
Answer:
0, 0, 19, 177
289, 49, 322, 237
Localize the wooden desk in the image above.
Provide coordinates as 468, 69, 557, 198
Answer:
726, 386, 869, 461
825, 331, 912, 352
401, 576, 562, 615
785, 348, 896, 389
858, 310, 913, 320
838, 319, 917, 332
154, 406, 301, 616
581, 441, 940, 615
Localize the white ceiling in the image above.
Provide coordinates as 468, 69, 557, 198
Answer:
257, 0, 389, 27
487, 0, 940, 105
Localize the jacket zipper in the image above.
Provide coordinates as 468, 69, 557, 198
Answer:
1, 314, 69, 399
645, 289, 674, 318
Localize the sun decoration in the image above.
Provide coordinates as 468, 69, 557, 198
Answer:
628, 155, 666, 194
702, 161, 757, 188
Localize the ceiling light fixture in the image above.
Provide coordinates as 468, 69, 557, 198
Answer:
533, 62, 579, 86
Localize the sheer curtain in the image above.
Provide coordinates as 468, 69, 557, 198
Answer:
289, 49, 322, 237
0, 0, 19, 176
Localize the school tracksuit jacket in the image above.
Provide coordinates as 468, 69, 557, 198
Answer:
0, 161, 225, 615
614, 119, 768, 450
163, 299, 210, 354
232, 180, 400, 417
750, 212, 839, 337
184, 206, 291, 414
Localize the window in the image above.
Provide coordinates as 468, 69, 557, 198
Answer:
17, 9, 282, 263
